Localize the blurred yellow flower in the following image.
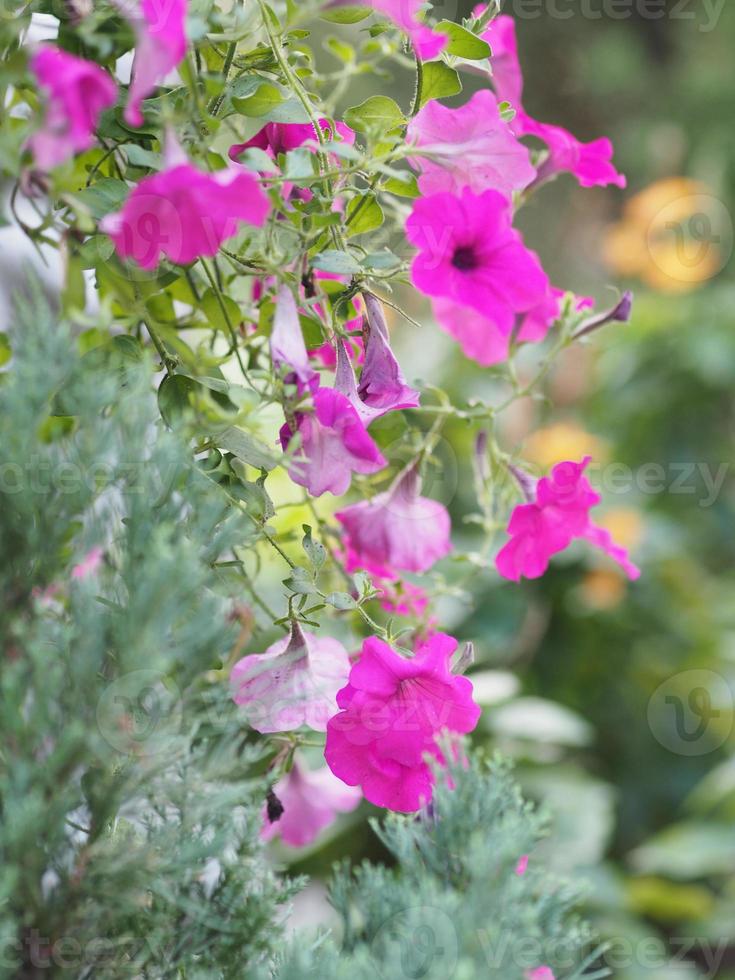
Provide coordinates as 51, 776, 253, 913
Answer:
604, 178, 730, 293
524, 422, 608, 470
579, 568, 627, 610
598, 507, 645, 550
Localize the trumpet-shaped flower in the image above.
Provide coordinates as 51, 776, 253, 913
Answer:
271, 284, 319, 392
279, 387, 386, 497
357, 292, 420, 414
325, 633, 481, 812
100, 160, 270, 269
124, 0, 188, 127
336, 464, 451, 574
495, 457, 641, 581
406, 188, 550, 331
407, 90, 535, 198
231, 622, 351, 733
27, 46, 117, 170
261, 758, 361, 847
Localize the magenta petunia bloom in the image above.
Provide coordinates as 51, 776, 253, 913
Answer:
335, 463, 451, 575
526, 969, 555, 980
229, 118, 354, 165
515, 854, 529, 876
230, 622, 351, 733
369, 0, 447, 59
279, 387, 386, 497
431, 285, 570, 366
27, 46, 117, 170
495, 457, 641, 582
124, 0, 188, 127
407, 90, 535, 199
482, 15, 625, 190
261, 757, 361, 847
406, 188, 550, 331
324, 633, 481, 812
100, 161, 270, 269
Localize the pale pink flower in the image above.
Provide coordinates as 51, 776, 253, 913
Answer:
357, 293, 420, 415
261, 757, 361, 847
271, 284, 319, 392
279, 387, 387, 497
335, 463, 451, 575
496, 457, 641, 582
230, 622, 351, 733
407, 90, 535, 198
325, 633, 481, 812
482, 15, 625, 189
124, 0, 188, 127
101, 160, 270, 269
406, 188, 550, 331
71, 547, 104, 581
27, 46, 117, 170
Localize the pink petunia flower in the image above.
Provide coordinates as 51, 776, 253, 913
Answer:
324, 633, 481, 812
261, 757, 361, 847
229, 119, 354, 165
431, 285, 578, 367
271, 284, 319, 392
335, 463, 451, 575
406, 188, 550, 331
482, 15, 625, 189
407, 89, 536, 199
495, 457, 641, 582
515, 854, 529, 876
124, 0, 188, 127
279, 387, 386, 497
370, 0, 447, 60
526, 969, 555, 980
230, 622, 351, 733
357, 293, 420, 415
71, 547, 104, 581
27, 46, 117, 170
100, 158, 270, 269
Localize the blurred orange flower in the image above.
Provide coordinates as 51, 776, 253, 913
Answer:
604, 178, 730, 293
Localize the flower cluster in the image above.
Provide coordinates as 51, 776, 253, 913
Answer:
18, 0, 640, 851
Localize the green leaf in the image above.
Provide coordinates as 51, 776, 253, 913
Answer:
324, 35, 355, 62
344, 95, 405, 135
383, 174, 420, 198
201, 289, 242, 335
419, 60, 462, 107
233, 82, 285, 117
70, 179, 129, 219
283, 566, 317, 595
302, 525, 327, 570
217, 426, 277, 471
346, 194, 384, 237
320, 5, 372, 23
158, 375, 197, 425
312, 250, 362, 275
325, 591, 357, 610
434, 21, 491, 60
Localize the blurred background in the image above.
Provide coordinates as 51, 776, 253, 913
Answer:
277, 3, 735, 978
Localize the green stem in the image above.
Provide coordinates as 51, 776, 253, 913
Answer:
409, 47, 424, 118
200, 258, 248, 379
